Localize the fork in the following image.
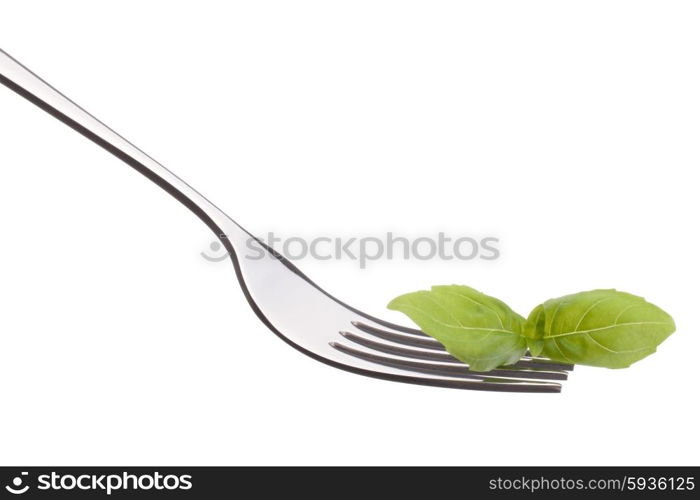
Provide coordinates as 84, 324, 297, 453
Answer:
0, 49, 573, 393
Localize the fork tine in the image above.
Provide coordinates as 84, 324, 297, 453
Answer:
341, 330, 460, 362
351, 321, 574, 371
330, 341, 567, 381
330, 342, 562, 392
363, 320, 428, 337
523, 357, 575, 371
339, 331, 571, 374
353, 321, 574, 371
352, 320, 427, 338
351, 321, 445, 350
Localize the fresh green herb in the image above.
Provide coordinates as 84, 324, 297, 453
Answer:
388, 286, 675, 371
387, 285, 528, 372
524, 289, 675, 368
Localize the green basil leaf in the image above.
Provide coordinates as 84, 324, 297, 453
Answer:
387, 285, 527, 372
524, 289, 675, 368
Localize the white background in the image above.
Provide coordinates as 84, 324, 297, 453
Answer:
1, 1, 698, 465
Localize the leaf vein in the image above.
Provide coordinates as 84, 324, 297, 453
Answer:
613, 303, 641, 325
574, 297, 613, 332
392, 304, 516, 337
545, 321, 672, 339
438, 289, 506, 329
548, 302, 563, 337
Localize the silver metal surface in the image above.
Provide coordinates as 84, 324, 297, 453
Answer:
0, 49, 572, 392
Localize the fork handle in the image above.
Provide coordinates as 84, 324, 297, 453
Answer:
0, 48, 250, 247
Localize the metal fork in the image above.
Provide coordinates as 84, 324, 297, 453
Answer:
0, 49, 573, 393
